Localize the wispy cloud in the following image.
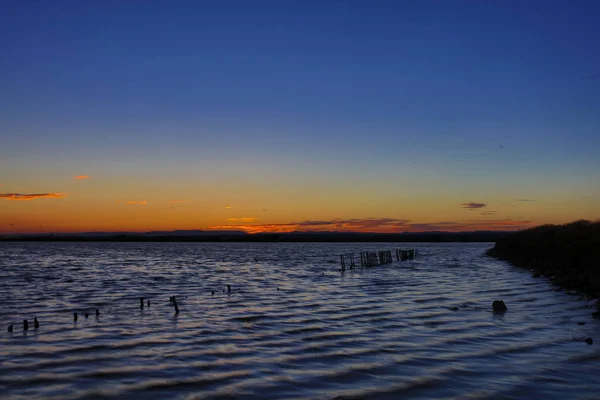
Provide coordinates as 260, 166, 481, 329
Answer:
211, 217, 412, 234
481, 211, 497, 215
0, 193, 65, 201
168, 200, 190, 203
123, 200, 148, 205
74, 175, 91, 180
515, 199, 535, 202
225, 206, 233, 209
228, 217, 258, 222
460, 202, 487, 210
209, 217, 534, 234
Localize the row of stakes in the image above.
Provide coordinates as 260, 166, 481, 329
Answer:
10, 251, 423, 332
7, 284, 235, 333
340, 248, 421, 271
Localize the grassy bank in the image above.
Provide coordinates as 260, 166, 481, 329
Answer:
486, 220, 600, 299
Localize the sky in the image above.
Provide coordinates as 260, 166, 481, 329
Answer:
1, 0, 599, 234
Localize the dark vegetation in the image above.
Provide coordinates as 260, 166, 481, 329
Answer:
487, 220, 600, 301
0, 231, 511, 243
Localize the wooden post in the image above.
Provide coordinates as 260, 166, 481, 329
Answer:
140, 297, 144, 309
172, 296, 180, 314
23, 319, 28, 331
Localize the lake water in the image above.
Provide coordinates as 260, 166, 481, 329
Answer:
1, 242, 599, 399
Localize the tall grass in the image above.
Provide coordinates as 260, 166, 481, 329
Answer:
487, 220, 600, 298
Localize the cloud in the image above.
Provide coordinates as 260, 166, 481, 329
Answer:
296, 220, 335, 226
460, 202, 487, 210
168, 200, 190, 203
123, 200, 148, 205
211, 217, 412, 234
406, 219, 533, 232
515, 199, 535, 202
0, 193, 66, 201
74, 175, 91, 180
481, 211, 497, 215
228, 217, 258, 222
225, 206, 233, 209
209, 217, 535, 234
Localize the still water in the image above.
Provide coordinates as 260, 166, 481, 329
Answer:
1, 242, 599, 399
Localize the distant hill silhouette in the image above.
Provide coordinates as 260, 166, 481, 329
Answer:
2, 230, 511, 242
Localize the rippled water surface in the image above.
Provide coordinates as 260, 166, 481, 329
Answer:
1, 242, 599, 400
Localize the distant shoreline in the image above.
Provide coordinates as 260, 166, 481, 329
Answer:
0, 231, 510, 243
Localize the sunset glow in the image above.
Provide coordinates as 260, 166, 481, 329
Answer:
1, 2, 598, 235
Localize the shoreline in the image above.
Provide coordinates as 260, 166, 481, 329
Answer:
0, 231, 509, 243
486, 220, 600, 307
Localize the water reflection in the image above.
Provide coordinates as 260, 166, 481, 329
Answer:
0, 242, 599, 399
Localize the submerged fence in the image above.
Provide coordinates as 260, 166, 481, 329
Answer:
339, 248, 421, 271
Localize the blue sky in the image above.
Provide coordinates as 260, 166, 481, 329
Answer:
1, 1, 599, 233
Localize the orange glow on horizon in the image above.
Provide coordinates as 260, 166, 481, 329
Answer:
0, 193, 66, 201
207, 218, 538, 234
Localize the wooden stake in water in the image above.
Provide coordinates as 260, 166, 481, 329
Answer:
34, 317, 39, 329
227, 284, 231, 293
74, 313, 78, 322
95, 309, 100, 317
7, 324, 13, 332
23, 319, 28, 331
172, 296, 180, 314
140, 297, 144, 309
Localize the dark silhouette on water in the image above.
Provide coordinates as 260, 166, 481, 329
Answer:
170, 296, 180, 314
227, 285, 231, 293
492, 300, 507, 312
34, 316, 39, 329
95, 308, 100, 317
7, 324, 13, 332
23, 319, 28, 331
74, 313, 78, 322
487, 220, 600, 307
